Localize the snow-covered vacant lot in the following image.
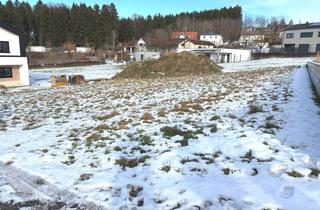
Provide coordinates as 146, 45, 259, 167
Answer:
0, 58, 320, 210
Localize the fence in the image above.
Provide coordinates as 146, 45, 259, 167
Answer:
307, 61, 320, 96
269, 47, 319, 55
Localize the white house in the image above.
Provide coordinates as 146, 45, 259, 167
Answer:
200, 33, 223, 46
177, 39, 219, 62
239, 28, 266, 46
177, 39, 215, 52
123, 38, 160, 62
0, 22, 29, 87
123, 38, 147, 54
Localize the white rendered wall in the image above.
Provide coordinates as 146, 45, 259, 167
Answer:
200, 35, 223, 46
29, 46, 46, 52
0, 28, 21, 56
219, 48, 251, 63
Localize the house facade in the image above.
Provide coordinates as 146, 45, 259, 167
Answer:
239, 28, 266, 46
123, 38, 147, 54
122, 38, 160, 62
177, 39, 218, 62
177, 40, 215, 52
0, 22, 29, 87
200, 33, 223, 46
283, 22, 320, 53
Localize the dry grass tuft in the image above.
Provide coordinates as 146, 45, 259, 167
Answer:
140, 112, 154, 123
96, 111, 120, 121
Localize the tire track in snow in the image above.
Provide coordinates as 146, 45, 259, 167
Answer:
0, 161, 105, 209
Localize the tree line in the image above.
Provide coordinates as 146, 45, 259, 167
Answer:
0, 0, 242, 49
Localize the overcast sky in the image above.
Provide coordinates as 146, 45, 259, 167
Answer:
27, 0, 320, 23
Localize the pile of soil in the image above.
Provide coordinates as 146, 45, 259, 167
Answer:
113, 52, 221, 79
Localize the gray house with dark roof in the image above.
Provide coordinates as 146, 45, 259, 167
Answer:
283, 22, 320, 53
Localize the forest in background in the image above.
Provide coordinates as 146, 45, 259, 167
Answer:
0, 0, 242, 49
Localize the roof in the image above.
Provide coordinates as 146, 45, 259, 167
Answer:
0, 21, 26, 57
181, 39, 214, 46
122, 38, 146, 47
201, 32, 220, 36
285, 22, 320, 31
122, 39, 139, 47
171, 32, 198, 40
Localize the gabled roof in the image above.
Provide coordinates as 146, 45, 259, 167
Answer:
171, 32, 198, 40
122, 38, 146, 47
0, 21, 26, 57
180, 39, 214, 46
285, 22, 320, 31
123, 39, 139, 47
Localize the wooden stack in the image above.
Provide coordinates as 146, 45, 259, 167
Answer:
51, 75, 68, 87
68, 75, 85, 85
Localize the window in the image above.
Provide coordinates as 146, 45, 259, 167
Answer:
0, 67, 13, 78
286, 33, 294, 39
316, 44, 320, 52
298, 44, 310, 53
284, 44, 295, 53
0, 41, 10, 53
318, 32, 320, 37
300, 32, 313, 38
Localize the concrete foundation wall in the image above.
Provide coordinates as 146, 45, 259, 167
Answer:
219, 48, 251, 63
134, 52, 160, 62
307, 61, 320, 96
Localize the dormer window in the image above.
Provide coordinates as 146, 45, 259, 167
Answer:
0, 41, 10, 53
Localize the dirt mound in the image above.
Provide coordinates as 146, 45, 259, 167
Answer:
113, 52, 221, 79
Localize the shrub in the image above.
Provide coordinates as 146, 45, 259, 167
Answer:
309, 168, 320, 178
160, 126, 195, 141
210, 115, 221, 121
115, 157, 139, 169
264, 120, 280, 129
287, 170, 304, 178
180, 157, 199, 164
140, 135, 154, 146
241, 150, 254, 163
248, 104, 264, 114
161, 164, 171, 173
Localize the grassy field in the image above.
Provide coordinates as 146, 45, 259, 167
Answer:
1, 66, 320, 209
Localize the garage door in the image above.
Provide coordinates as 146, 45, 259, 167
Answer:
316, 44, 320, 52
298, 44, 310, 54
